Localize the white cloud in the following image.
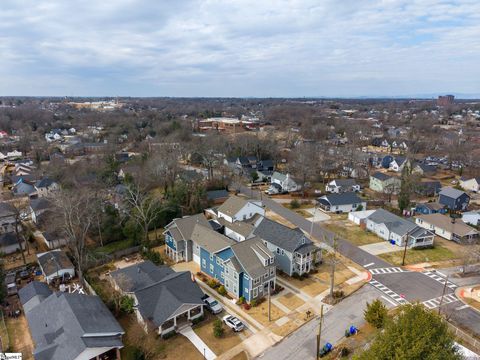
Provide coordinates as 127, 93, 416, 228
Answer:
0, 0, 479, 96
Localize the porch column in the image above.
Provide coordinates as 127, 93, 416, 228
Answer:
116, 347, 121, 360
188, 309, 191, 320
174, 316, 177, 327
200, 305, 204, 316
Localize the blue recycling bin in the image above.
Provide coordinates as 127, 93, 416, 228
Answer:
390, 239, 395, 245
350, 326, 358, 335
324, 343, 333, 351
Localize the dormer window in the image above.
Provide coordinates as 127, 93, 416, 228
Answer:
269, 257, 274, 264
264, 259, 268, 266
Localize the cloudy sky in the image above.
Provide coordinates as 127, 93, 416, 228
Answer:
1, 0, 480, 97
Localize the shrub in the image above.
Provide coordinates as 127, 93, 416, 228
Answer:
119, 295, 135, 314
162, 330, 177, 339
290, 199, 300, 209
213, 319, 224, 338
191, 315, 204, 325
208, 279, 219, 289
333, 290, 344, 299
243, 303, 251, 310
250, 299, 258, 307
236, 296, 245, 305
141, 249, 164, 266
364, 299, 388, 329
217, 285, 227, 296
356, 204, 364, 211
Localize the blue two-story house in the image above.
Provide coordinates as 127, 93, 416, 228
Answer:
415, 202, 447, 215
438, 187, 470, 212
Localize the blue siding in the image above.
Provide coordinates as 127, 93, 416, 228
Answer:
242, 273, 251, 302
217, 248, 234, 261
439, 194, 470, 211
165, 233, 176, 251
200, 248, 225, 281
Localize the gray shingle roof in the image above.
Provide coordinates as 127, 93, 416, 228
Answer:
37, 250, 74, 277
217, 195, 250, 217
439, 187, 468, 200
253, 217, 312, 253
332, 179, 356, 187
165, 213, 211, 242
36, 178, 56, 188
30, 198, 53, 212
0, 202, 16, 218
367, 209, 417, 236
319, 192, 363, 206
26, 292, 124, 360
111, 261, 174, 293
190, 223, 234, 253
0, 232, 19, 247
134, 271, 204, 327
372, 172, 391, 181
19, 281, 52, 306
231, 237, 273, 278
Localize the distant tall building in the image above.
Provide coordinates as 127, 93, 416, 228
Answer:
437, 95, 455, 106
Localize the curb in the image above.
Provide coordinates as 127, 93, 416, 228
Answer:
455, 286, 480, 314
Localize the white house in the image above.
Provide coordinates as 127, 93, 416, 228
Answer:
216, 195, 265, 223
0, 233, 25, 254
326, 179, 361, 193
389, 157, 410, 172
37, 250, 76, 284
348, 209, 376, 225
462, 211, 480, 226
270, 172, 301, 193
416, 214, 479, 243
34, 178, 60, 197
366, 209, 434, 248
317, 192, 366, 213
460, 177, 480, 193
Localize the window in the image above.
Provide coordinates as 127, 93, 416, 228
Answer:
269, 257, 274, 264
234, 285, 237, 293
221, 272, 224, 279
225, 267, 230, 275
254, 277, 260, 285
216, 258, 222, 265
270, 268, 274, 276
202, 259, 206, 268
244, 274, 249, 280
264, 259, 268, 266
210, 264, 214, 273
253, 288, 258, 297
243, 214, 246, 220
210, 254, 213, 261
281, 249, 285, 255
264, 272, 268, 279
276, 247, 280, 254
245, 288, 248, 295
234, 272, 238, 279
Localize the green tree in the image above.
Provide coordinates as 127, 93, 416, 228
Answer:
355, 304, 461, 360
213, 319, 224, 338
364, 299, 388, 328
250, 170, 259, 183
119, 295, 135, 314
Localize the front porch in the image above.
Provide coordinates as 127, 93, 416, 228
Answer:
159, 305, 204, 335
165, 245, 185, 263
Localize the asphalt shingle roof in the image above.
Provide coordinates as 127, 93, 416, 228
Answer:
111, 261, 174, 293
319, 192, 363, 206
371, 172, 391, 181
19, 281, 52, 307
0, 202, 16, 218
217, 196, 250, 217
439, 187, 468, 200
165, 213, 211, 242
253, 217, 312, 253
230, 236, 273, 278
37, 250, 74, 278
367, 209, 417, 236
190, 223, 234, 253
26, 292, 124, 360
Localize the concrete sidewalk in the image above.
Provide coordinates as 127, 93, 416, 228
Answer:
179, 326, 216, 360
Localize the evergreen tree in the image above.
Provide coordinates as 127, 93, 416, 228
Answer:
355, 304, 461, 360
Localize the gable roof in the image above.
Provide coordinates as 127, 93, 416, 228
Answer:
417, 202, 445, 211
253, 216, 311, 253
330, 179, 356, 187
319, 192, 363, 206
111, 261, 174, 293
134, 271, 204, 328
371, 172, 391, 181
439, 187, 468, 200
37, 250, 75, 277
19, 281, 52, 307
26, 292, 123, 360
190, 223, 235, 253
0, 232, 21, 247
36, 178, 57, 188
230, 237, 273, 278
217, 195, 251, 217
416, 213, 478, 237
165, 213, 211, 242
30, 198, 53, 212
367, 209, 417, 236
217, 217, 254, 237
415, 163, 436, 173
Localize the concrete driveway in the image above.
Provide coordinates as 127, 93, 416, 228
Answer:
305, 208, 331, 222
359, 241, 401, 255
179, 326, 216, 360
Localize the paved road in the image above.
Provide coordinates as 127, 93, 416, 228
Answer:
239, 185, 390, 268
238, 185, 480, 339
256, 285, 393, 360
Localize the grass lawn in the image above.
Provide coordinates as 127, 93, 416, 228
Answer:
93, 238, 135, 255
193, 314, 244, 355
281, 274, 329, 296
5, 314, 34, 359
378, 245, 457, 266
277, 293, 305, 311
324, 222, 381, 246
323, 323, 378, 359
313, 262, 356, 287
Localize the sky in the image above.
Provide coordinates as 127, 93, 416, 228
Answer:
1, 0, 480, 98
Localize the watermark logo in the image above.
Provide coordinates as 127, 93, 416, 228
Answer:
0, 353, 22, 360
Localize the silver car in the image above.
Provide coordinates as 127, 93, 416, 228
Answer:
223, 315, 245, 332
203, 296, 223, 314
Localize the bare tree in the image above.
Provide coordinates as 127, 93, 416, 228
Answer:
124, 183, 160, 243
53, 189, 96, 285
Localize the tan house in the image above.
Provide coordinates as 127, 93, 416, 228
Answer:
415, 213, 479, 244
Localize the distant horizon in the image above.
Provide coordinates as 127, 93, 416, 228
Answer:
2, 1, 480, 97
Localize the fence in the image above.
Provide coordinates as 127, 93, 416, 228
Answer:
448, 322, 480, 353
85, 245, 142, 269
0, 310, 10, 352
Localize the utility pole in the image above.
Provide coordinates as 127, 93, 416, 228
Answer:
316, 305, 324, 360
309, 205, 316, 240
401, 236, 409, 266
438, 274, 449, 315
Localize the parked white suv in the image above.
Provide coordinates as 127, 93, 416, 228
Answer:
222, 315, 245, 332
